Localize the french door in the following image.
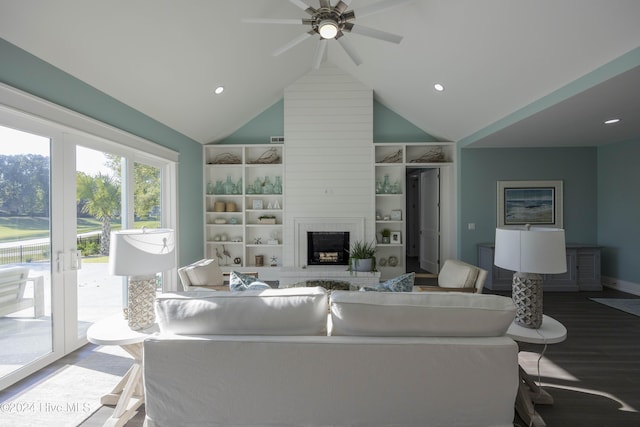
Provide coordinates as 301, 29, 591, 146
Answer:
0, 97, 177, 389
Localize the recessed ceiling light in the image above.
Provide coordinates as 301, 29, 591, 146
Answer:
434, 83, 445, 92
214, 86, 224, 95
603, 118, 620, 125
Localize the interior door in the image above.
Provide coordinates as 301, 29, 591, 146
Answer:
420, 169, 440, 273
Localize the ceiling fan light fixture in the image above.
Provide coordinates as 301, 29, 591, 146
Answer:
318, 19, 339, 39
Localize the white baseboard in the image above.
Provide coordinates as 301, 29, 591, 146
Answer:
602, 276, 640, 296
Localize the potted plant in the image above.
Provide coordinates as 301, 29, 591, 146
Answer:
347, 240, 376, 272
380, 228, 391, 244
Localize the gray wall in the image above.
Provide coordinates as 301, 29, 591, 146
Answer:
598, 139, 640, 284
459, 147, 598, 263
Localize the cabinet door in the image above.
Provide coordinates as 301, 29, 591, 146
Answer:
577, 248, 602, 290
477, 246, 513, 291
544, 250, 578, 291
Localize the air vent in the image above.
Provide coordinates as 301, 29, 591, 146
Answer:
270, 136, 284, 144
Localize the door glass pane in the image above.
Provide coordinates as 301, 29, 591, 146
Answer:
0, 126, 52, 379
133, 162, 163, 291
76, 146, 123, 337
133, 162, 161, 230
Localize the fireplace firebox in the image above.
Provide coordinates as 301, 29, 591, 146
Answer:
307, 231, 350, 266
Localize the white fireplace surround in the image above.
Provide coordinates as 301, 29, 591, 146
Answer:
294, 218, 365, 268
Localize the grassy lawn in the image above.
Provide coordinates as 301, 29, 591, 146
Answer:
0, 216, 160, 242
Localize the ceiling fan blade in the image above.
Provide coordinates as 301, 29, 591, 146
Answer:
242, 18, 304, 25
337, 37, 362, 66
345, 23, 403, 44
319, 0, 331, 9
356, 0, 412, 18
289, 0, 316, 15
272, 31, 314, 56
312, 39, 328, 69
334, 0, 353, 14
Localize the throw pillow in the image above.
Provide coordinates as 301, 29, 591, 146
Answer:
229, 271, 270, 291
362, 272, 415, 292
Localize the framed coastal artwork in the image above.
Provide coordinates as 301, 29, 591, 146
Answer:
497, 180, 563, 228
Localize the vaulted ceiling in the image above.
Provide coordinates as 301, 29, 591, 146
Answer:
1, 0, 639, 148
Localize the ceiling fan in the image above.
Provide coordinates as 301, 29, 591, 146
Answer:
243, 0, 411, 68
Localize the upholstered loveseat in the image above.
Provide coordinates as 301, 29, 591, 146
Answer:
143, 287, 519, 427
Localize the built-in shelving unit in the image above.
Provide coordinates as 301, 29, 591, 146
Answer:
204, 144, 284, 275
374, 142, 454, 280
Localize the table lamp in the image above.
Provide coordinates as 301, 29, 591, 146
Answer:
109, 228, 176, 330
494, 225, 566, 329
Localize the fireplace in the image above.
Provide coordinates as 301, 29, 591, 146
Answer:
307, 231, 350, 266
293, 217, 365, 268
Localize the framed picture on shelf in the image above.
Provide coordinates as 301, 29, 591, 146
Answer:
497, 180, 563, 228
391, 231, 402, 244
390, 210, 402, 221
252, 199, 263, 210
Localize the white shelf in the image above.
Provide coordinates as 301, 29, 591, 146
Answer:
203, 144, 284, 269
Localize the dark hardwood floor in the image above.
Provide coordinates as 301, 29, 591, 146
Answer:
80, 288, 640, 426
504, 288, 640, 427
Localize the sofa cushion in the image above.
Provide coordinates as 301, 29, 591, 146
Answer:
362, 272, 415, 292
184, 259, 223, 287
330, 291, 515, 337
155, 287, 328, 335
438, 259, 479, 289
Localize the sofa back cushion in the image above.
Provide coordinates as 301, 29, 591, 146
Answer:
156, 287, 328, 335
330, 291, 515, 337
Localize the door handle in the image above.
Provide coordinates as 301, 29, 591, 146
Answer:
70, 249, 82, 270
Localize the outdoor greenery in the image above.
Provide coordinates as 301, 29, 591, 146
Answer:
1, 152, 161, 257
0, 154, 50, 216
77, 172, 120, 254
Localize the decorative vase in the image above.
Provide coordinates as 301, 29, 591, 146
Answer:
263, 176, 273, 194
224, 175, 234, 194
274, 176, 282, 194
253, 178, 262, 194
382, 175, 391, 194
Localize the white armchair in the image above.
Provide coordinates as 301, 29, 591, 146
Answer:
418, 259, 487, 294
177, 259, 260, 291
177, 259, 224, 291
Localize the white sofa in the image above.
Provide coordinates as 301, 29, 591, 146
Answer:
144, 288, 519, 427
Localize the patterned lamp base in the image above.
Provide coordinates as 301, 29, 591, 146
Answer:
512, 272, 544, 329
127, 276, 157, 330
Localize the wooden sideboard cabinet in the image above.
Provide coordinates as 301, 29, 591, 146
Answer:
478, 243, 602, 292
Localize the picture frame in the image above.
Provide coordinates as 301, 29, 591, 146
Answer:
252, 199, 263, 210
390, 209, 402, 221
390, 231, 402, 244
497, 180, 563, 228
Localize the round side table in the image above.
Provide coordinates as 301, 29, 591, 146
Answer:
507, 314, 567, 427
87, 313, 158, 427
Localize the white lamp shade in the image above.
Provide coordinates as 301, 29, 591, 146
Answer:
494, 227, 567, 274
109, 228, 176, 276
